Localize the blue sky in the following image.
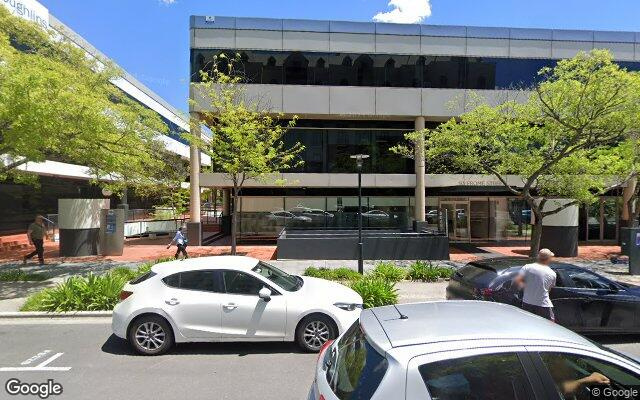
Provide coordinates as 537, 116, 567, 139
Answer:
38, 0, 640, 116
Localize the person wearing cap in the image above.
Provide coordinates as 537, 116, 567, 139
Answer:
514, 248, 557, 321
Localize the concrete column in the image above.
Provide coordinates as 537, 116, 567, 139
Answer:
414, 116, 426, 223
622, 177, 637, 223
188, 112, 202, 245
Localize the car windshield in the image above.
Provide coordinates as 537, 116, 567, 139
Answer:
252, 262, 302, 292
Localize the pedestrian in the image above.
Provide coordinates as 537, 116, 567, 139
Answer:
23, 215, 47, 265
514, 248, 557, 321
167, 227, 188, 260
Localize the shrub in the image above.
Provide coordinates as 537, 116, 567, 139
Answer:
303, 267, 361, 281
20, 273, 128, 312
331, 267, 362, 281
20, 257, 173, 312
0, 269, 48, 282
407, 261, 453, 282
370, 262, 406, 283
350, 277, 398, 309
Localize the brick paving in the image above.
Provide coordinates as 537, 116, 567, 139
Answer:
0, 234, 277, 263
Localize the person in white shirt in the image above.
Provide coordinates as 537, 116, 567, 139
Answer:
166, 227, 188, 260
514, 248, 557, 321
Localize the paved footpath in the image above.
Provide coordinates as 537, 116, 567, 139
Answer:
0, 319, 638, 400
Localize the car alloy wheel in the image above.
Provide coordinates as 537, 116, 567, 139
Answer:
303, 320, 330, 351
135, 322, 166, 351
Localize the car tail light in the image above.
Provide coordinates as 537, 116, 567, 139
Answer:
319, 396, 325, 400
318, 339, 334, 360
119, 291, 133, 301
479, 288, 493, 298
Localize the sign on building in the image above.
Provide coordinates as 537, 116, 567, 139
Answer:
2, 0, 49, 29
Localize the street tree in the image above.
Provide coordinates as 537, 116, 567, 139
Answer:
393, 50, 640, 255
187, 54, 304, 254
0, 6, 182, 194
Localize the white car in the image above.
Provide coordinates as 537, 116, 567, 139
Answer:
112, 256, 362, 355
310, 301, 640, 400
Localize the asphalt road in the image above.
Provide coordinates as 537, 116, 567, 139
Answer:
1, 319, 640, 400
0, 319, 316, 400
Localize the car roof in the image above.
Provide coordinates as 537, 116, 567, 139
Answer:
362, 301, 594, 350
151, 255, 259, 274
468, 256, 578, 272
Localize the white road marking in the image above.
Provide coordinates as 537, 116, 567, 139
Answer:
0, 351, 71, 372
36, 352, 64, 368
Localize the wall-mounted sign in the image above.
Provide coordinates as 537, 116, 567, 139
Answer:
105, 210, 117, 235
1, 0, 49, 29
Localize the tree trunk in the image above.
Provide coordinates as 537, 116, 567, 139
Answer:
231, 186, 238, 255
530, 221, 543, 257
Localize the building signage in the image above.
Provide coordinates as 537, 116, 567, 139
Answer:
2, 0, 49, 29
105, 210, 116, 235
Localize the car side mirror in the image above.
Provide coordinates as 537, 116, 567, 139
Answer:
258, 287, 272, 302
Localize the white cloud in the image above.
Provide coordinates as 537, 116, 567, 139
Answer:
373, 0, 432, 24
160, 0, 176, 4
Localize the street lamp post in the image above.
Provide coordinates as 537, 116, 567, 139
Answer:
350, 154, 369, 274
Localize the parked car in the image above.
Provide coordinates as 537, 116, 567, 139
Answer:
112, 256, 362, 355
309, 301, 640, 400
361, 210, 397, 219
447, 257, 640, 334
266, 210, 312, 222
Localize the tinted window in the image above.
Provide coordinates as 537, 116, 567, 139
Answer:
223, 271, 265, 295
561, 267, 616, 290
540, 352, 640, 400
191, 49, 602, 90
252, 262, 299, 292
162, 271, 221, 292
325, 321, 388, 400
419, 353, 535, 400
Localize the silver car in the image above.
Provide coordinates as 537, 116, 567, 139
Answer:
309, 301, 640, 400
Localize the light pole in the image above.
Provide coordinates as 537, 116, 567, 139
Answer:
350, 154, 369, 274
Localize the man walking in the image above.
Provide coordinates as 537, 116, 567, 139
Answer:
167, 227, 188, 260
514, 248, 557, 321
23, 215, 47, 265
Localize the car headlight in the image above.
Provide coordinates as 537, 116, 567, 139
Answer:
334, 302, 363, 311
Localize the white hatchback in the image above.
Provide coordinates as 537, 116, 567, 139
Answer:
112, 256, 363, 355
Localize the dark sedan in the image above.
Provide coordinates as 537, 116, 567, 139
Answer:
446, 257, 640, 334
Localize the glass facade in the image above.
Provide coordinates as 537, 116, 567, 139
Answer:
191, 49, 640, 89
284, 127, 413, 173
237, 196, 414, 238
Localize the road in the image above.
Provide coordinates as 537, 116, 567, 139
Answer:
0, 319, 316, 400
1, 319, 640, 400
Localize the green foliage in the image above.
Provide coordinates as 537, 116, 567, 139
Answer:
0, 269, 48, 282
370, 262, 406, 283
349, 277, 398, 309
20, 273, 126, 312
20, 258, 171, 312
407, 261, 453, 282
0, 7, 186, 193
303, 267, 362, 282
186, 53, 305, 254
156, 188, 191, 219
393, 50, 640, 255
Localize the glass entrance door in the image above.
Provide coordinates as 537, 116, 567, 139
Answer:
441, 202, 470, 242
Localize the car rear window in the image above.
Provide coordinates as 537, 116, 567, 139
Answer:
325, 321, 388, 400
457, 264, 498, 286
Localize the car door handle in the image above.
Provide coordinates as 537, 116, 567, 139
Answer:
165, 298, 179, 306
223, 303, 238, 310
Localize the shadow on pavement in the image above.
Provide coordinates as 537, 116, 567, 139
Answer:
101, 334, 303, 357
